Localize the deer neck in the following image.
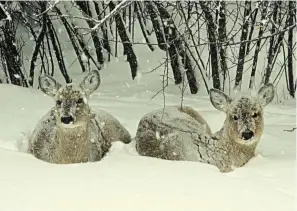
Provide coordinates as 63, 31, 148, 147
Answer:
55, 121, 90, 164
214, 125, 257, 168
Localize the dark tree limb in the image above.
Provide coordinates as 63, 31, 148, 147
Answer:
75, 1, 104, 65
177, 2, 208, 93
284, 127, 296, 132
245, 3, 259, 55
0, 2, 10, 21
46, 17, 71, 83
109, 1, 138, 79
287, 1, 295, 98
249, 1, 268, 88
200, 1, 221, 89
156, 2, 199, 91
45, 32, 54, 76
55, 7, 87, 73
93, 1, 111, 61
217, 1, 228, 91
180, 48, 199, 94
155, 2, 183, 85
29, 2, 47, 87
0, 19, 28, 87
263, 2, 280, 84
145, 2, 167, 51
135, 2, 154, 52
234, 1, 251, 89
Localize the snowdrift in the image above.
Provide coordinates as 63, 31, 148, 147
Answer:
0, 78, 295, 211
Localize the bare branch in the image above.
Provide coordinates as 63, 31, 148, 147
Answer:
35, 0, 60, 17
89, 0, 132, 32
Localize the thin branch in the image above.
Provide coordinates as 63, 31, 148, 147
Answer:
35, 0, 60, 17
284, 127, 296, 132
0, 3, 12, 21
89, 0, 132, 32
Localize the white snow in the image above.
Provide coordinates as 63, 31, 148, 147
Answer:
81, 52, 88, 63
1, 3, 296, 210
13, 74, 20, 79
0, 66, 295, 211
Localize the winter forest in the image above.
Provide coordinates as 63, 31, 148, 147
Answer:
0, 1, 296, 99
0, 1, 295, 211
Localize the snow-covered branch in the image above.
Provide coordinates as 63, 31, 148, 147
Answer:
0, 3, 12, 21
90, 0, 132, 32
35, 0, 60, 17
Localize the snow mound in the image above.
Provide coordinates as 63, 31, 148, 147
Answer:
0, 81, 295, 211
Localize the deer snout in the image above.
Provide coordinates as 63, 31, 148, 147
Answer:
241, 130, 254, 140
61, 116, 74, 124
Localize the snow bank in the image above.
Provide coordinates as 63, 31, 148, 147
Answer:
0, 79, 295, 211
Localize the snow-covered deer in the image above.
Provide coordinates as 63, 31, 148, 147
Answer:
28, 70, 132, 164
135, 84, 275, 172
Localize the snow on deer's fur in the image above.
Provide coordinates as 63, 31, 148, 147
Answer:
135, 84, 275, 172
28, 70, 131, 164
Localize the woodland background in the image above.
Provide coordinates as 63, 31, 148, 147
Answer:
0, 1, 295, 100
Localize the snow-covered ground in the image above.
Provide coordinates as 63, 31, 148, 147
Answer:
0, 64, 295, 211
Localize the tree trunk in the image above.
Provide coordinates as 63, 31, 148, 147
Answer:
234, 1, 251, 89
263, 2, 280, 84
145, 2, 167, 51
135, 2, 154, 52
217, 1, 228, 91
76, 1, 104, 65
287, 1, 295, 98
46, 17, 71, 83
56, 7, 87, 73
29, 2, 47, 86
145, 2, 183, 85
109, 1, 138, 79
1, 20, 28, 87
94, 1, 111, 61
246, 3, 258, 55
249, 1, 268, 88
200, 1, 221, 90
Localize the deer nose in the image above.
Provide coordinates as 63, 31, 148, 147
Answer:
61, 116, 74, 124
241, 130, 254, 140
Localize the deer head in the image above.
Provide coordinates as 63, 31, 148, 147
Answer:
39, 70, 101, 128
209, 84, 275, 145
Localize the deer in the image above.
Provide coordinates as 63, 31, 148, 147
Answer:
135, 83, 275, 172
28, 70, 132, 164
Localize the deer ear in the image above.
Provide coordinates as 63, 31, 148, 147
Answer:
39, 75, 61, 97
79, 70, 101, 95
209, 88, 232, 112
258, 83, 275, 107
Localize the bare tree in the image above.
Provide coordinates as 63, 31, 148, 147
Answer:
200, 1, 221, 90
287, 1, 295, 98
249, 1, 269, 89
0, 1, 295, 99
234, 1, 251, 89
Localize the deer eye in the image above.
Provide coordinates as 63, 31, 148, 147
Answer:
233, 115, 239, 120
56, 100, 62, 106
77, 98, 84, 104
252, 113, 258, 118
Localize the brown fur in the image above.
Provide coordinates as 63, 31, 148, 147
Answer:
135, 84, 275, 172
178, 106, 212, 135
28, 70, 132, 164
